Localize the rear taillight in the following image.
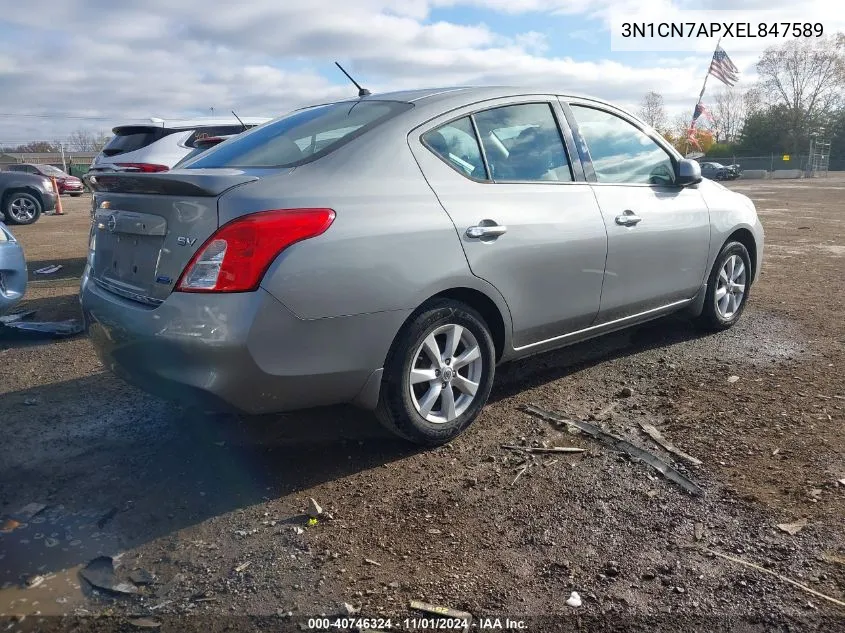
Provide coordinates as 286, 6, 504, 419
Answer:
114, 162, 169, 173
175, 209, 335, 293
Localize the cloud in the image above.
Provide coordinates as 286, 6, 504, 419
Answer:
1, 0, 837, 144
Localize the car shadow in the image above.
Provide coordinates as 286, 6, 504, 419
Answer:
0, 312, 710, 592
491, 313, 713, 401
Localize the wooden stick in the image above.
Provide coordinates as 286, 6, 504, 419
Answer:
638, 422, 702, 466
703, 548, 845, 609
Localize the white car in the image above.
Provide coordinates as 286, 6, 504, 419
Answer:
88, 117, 271, 174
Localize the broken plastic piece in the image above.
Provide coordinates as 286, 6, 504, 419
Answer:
3, 319, 83, 337
524, 404, 704, 496
79, 556, 138, 595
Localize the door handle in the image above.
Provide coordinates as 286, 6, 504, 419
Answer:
466, 222, 508, 239
615, 210, 642, 227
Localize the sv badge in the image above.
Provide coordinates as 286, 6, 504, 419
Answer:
176, 236, 197, 247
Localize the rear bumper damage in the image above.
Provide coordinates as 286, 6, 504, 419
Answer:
80, 279, 400, 414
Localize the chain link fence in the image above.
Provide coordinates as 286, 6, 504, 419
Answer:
704, 153, 843, 175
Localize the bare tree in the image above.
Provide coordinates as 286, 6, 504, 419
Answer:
638, 91, 667, 131
709, 88, 748, 143
67, 129, 111, 152
755, 34, 845, 150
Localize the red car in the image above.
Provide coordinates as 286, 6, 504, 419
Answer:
4, 163, 85, 196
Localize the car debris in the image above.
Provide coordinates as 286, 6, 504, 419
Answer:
638, 422, 702, 466
702, 548, 845, 609
501, 444, 585, 454
523, 404, 704, 496
0, 310, 36, 324
127, 617, 161, 629
364, 558, 382, 567
307, 497, 324, 519
79, 556, 139, 595
565, 591, 582, 607
34, 264, 63, 275
777, 518, 808, 535
2, 319, 84, 337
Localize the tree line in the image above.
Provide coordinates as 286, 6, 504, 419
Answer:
638, 34, 845, 162
0, 129, 111, 154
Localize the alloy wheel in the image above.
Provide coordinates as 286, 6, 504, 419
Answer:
8, 197, 37, 223
715, 254, 746, 319
409, 323, 484, 424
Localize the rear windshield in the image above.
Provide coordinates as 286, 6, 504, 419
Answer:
39, 164, 67, 177
102, 126, 172, 156
185, 101, 413, 169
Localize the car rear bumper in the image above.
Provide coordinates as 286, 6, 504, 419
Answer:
80, 277, 405, 414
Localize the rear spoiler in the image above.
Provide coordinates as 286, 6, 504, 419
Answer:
89, 169, 265, 197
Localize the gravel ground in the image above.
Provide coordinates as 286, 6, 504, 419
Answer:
1, 179, 843, 632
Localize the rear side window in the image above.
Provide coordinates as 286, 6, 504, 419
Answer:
102, 127, 172, 157
186, 101, 413, 169
422, 117, 487, 180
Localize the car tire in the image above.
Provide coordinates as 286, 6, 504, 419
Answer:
4, 192, 42, 225
376, 299, 496, 446
696, 241, 752, 331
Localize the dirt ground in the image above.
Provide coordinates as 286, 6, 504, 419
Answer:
1, 179, 843, 632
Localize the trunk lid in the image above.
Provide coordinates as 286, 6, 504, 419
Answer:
88, 169, 281, 305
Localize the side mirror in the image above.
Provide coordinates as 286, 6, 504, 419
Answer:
677, 158, 702, 186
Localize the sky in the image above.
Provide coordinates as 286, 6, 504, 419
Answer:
0, 0, 841, 146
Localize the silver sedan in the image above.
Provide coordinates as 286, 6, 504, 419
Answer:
0, 222, 26, 315
81, 87, 764, 445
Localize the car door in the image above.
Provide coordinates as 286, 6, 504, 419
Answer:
409, 98, 608, 349
563, 101, 711, 323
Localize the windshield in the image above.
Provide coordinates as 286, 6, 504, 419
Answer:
186, 100, 413, 169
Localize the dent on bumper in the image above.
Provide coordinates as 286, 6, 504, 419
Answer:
81, 280, 406, 414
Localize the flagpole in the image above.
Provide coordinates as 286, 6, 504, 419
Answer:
685, 35, 723, 156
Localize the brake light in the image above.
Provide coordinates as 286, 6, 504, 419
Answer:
114, 162, 169, 173
175, 209, 335, 293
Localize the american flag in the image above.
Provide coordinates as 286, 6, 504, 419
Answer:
708, 46, 739, 87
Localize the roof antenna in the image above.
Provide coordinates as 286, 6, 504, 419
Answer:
231, 110, 247, 132
334, 62, 371, 97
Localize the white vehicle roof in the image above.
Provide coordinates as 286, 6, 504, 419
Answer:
113, 117, 271, 132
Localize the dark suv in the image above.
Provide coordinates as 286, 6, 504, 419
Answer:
0, 170, 58, 225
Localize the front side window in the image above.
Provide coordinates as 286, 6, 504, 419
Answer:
187, 101, 412, 169
422, 116, 487, 180
473, 103, 572, 182
569, 105, 675, 185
